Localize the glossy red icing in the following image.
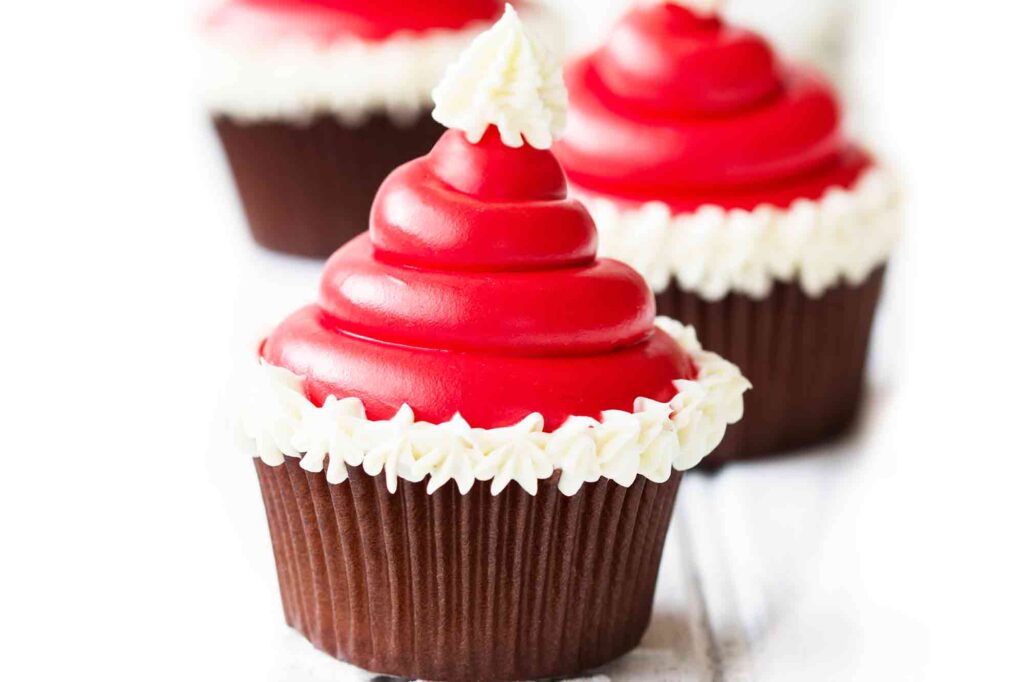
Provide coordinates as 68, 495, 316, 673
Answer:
371, 131, 599, 271
207, 0, 504, 44
263, 129, 697, 429
555, 3, 873, 212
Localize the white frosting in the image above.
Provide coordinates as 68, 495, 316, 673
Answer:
236, 318, 750, 496
201, 12, 493, 124
431, 3, 567, 149
576, 167, 901, 300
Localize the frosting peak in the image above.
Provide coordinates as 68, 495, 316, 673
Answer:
431, 3, 567, 149
595, 3, 781, 118
259, 6, 712, 432
263, 121, 697, 428
556, 2, 865, 211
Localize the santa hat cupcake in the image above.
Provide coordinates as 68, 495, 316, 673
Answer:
555, 0, 900, 465
201, 0, 557, 257
235, 6, 748, 679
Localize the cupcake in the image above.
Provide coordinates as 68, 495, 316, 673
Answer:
555, 0, 900, 465
235, 7, 749, 680
203, 0, 544, 257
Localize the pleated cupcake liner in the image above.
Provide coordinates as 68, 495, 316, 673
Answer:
655, 266, 886, 466
255, 458, 684, 681
214, 112, 443, 258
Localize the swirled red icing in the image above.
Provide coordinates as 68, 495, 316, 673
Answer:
207, 0, 505, 44
555, 3, 873, 212
262, 129, 696, 429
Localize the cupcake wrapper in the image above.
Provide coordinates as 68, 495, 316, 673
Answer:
214, 113, 443, 258
255, 459, 684, 681
656, 267, 886, 466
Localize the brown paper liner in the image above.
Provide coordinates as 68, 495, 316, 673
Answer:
214, 112, 443, 258
255, 459, 683, 681
656, 266, 886, 466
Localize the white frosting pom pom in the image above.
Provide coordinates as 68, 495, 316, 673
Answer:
431, 3, 567, 149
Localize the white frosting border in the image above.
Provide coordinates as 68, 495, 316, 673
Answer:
575, 167, 901, 300
236, 318, 750, 496
201, 16, 493, 124
200, 4, 561, 125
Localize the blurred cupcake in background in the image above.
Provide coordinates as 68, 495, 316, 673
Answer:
201, 0, 559, 257
541, 0, 856, 85
555, 0, 900, 465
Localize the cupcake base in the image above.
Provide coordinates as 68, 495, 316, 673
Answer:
255, 459, 683, 681
214, 112, 444, 258
656, 267, 886, 466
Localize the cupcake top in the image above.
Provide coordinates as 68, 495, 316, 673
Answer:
557, 0, 866, 211
201, 0, 507, 122
237, 5, 749, 495
555, 1, 900, 299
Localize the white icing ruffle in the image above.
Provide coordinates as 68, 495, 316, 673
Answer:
236, 318, 750, 496
576, 167, 901, 300
431, 4, 567, 149
201, 18, 493, 124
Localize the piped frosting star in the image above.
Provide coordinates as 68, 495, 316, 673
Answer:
431, 3, 566, 149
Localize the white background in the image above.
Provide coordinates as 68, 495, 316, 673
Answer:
2, 1, 1023, 680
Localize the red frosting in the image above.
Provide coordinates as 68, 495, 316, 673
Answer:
555, 3, 872, 212
207, 0, 505, 44
263, 129, 696, 430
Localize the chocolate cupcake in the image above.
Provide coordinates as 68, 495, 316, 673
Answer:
202, 0, 543, 257
555, 1, 900, 465
235, 8, 749, 679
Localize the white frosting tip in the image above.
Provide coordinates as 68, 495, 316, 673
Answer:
431, 3, 567, 149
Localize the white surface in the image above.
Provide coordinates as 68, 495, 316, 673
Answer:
2, 1, 1023, 681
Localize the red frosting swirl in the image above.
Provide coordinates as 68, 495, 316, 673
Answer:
263, 129, 696, 429
555, 3, 872, 212
208, 0, 505, 44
